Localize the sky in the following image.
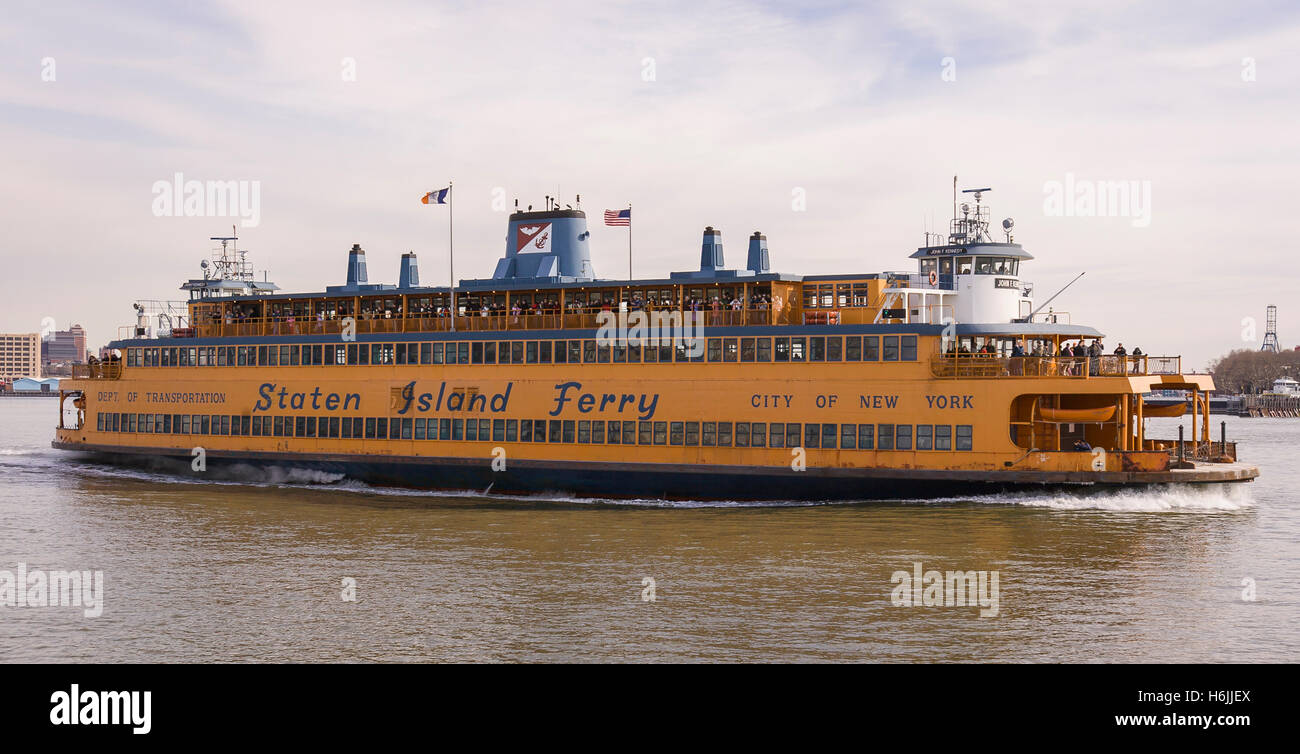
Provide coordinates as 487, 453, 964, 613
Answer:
2, 0, 1299, 370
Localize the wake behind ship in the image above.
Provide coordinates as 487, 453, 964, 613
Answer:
52, 188, 1259, 500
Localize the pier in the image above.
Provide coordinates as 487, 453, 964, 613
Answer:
1237, 394, 1300, 418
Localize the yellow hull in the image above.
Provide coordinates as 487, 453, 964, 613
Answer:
51, 331, 1253, 498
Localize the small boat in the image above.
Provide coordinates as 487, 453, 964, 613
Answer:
1141, 402, 1187, 418
1038, 406, 1116, 423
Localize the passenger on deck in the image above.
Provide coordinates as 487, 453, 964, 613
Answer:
1072, 440, 1092, 452
1071, 341, 1086, 375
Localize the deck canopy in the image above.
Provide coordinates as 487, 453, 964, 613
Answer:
955, 323, 1103, 339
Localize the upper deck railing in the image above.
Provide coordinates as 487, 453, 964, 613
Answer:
180, 308, 785, 339
1028, 311, 1071, 325
178, 304, 974, 339
71, 361, 123, 380
930, 353, 1181, 378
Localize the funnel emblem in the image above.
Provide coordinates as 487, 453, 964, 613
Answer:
516, 222, 553, 253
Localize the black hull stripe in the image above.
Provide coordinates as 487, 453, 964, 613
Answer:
52, 441, 1256, 500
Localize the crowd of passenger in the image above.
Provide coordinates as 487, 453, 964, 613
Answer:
201, 291, 784, 333
946, 338, 1147, 376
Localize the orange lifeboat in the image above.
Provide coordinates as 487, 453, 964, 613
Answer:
1141, 402, 1187, 418
1038, 406, 1116, 423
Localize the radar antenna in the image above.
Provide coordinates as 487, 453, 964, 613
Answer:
948, 186, 994, 244
206, 224, 256, 283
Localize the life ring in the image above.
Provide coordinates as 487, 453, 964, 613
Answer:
928, 271, 938, 286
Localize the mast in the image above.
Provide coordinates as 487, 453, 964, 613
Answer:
448, 181, 455, 332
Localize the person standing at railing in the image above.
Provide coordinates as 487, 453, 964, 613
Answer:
1070, 341, 1085, 376
1114, 342, 1127, 375
1087, 339, 1102, 376
1010, 342, 1024, 376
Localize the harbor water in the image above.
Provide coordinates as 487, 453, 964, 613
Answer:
1, 399, 1295, 662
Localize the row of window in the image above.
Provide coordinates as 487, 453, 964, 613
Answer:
96, 412, 973, 451
125, 335, 920, 368
803, 283, 876, 309
919, 256, 1020, 277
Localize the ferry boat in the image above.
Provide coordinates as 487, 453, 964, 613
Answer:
52, 188, 1259, 500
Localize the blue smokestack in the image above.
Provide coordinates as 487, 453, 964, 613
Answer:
492, 209, 594, 281
699, 227, 723, 271
398, 252, 419, 288
346, 244, 368, 285
746, 231, 769, 273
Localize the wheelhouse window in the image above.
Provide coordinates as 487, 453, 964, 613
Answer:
974, 257, 1018, 275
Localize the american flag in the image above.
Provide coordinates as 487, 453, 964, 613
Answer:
604, 208, 631, 226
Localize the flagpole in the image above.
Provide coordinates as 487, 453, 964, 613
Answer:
448, 181, 455, 332
627, 202, 632, 280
